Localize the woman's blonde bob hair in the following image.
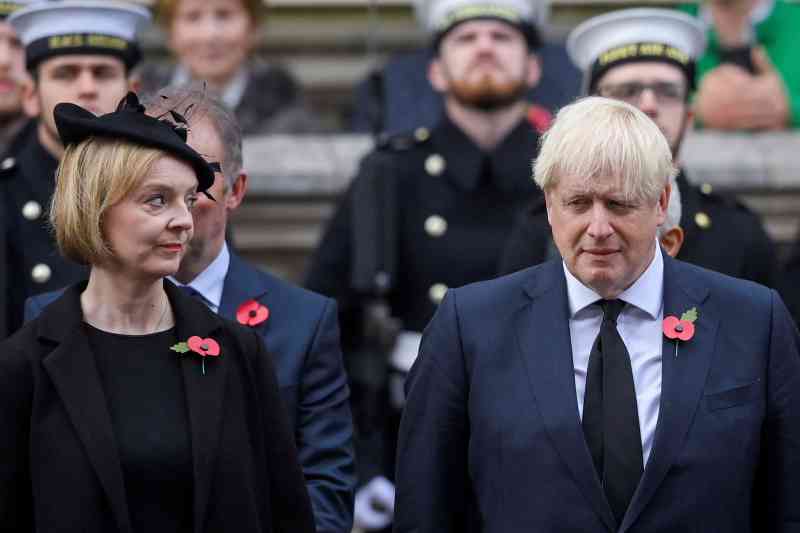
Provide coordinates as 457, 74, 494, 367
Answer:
533, 96, 678, 203
50, 138, 165, 265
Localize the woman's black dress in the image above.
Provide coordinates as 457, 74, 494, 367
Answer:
85, 324, 193, 533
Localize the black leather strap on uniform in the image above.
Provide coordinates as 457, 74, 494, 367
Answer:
350, 153, 398, 295
365, 68, 385, 139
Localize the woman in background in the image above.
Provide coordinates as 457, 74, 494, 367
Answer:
139, 0, 322, 135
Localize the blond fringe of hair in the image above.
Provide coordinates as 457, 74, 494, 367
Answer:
50, 138, 164, 265
533, 96, 678, 204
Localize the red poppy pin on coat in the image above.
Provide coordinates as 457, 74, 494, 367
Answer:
237, 299, 269, 326
171, 335, 221, 375
663, 307, 698, 358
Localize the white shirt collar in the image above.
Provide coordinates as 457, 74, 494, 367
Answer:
170, 65, 249, 109
168, 242, 230, 311
563, 242, 664, 319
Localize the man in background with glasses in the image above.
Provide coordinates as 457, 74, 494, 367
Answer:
500, 8, 777, 288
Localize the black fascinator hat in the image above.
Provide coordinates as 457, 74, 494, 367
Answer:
54, 92, 216, 195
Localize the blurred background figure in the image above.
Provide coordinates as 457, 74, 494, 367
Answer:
501, 7, 777, 288
0, 1, 150, 339
681, 0, 800, 130
306, 0, 550, 529
0, 0, 29, 154
139, 0, 322, 134
350, 0, 580, 137
0, 0, 29, 340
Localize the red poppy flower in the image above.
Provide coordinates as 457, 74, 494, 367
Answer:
663, 316, 695, 341
527, 104, 552, 134
188, 335, 221, 357
237, 299, 269, 326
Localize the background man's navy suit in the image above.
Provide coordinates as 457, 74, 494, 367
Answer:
395, 253, 800, 533
26, 252, 356, 533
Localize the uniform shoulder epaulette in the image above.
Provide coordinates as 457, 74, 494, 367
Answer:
376, 127, 432, 152
696, 182, 761, 221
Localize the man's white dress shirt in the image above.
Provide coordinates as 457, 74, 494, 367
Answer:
563, 245, 664, 466
168, 243, 229, 314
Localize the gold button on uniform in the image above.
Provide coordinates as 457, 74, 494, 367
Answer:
1, 156, 15, 170
22, 200, 42, 220
695, 212, 711, 229
31, 263, 52, 284
700, 183, 713, 195
424, 215, 447, 237
429, 283, 448, 304
425, 154, 445, 176
414, 127, 430, 142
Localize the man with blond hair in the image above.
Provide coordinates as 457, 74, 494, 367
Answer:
394, 96, 800, 533
500, 8, 776, 284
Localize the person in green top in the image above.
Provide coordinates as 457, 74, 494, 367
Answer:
680, 0, 800, 129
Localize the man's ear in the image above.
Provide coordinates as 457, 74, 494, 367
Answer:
428, 57, 448, 93
225, 171, 248, 211
659, 226, 684, 258
526, 53, 542, 89
21, 77, 40, 118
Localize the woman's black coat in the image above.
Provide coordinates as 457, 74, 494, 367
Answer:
0, 280, 316, 533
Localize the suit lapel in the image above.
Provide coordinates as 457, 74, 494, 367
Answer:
515, 261, 616, 532
620, 255, 717, 533
39, 284, 133, 533
218, 253, 270, 336
166, 280, 230, 533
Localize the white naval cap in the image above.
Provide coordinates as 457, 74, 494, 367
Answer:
9, 0, 151, 71
0, 0, 33, 19
413, 0, 544, 49
567, 8, 706, 92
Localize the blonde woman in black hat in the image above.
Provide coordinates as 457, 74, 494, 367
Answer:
0, 93, 315, 533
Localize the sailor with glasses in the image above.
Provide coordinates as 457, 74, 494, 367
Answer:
500, 8, 778, 288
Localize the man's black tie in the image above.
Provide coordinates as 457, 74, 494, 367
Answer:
582, 299, 643, 526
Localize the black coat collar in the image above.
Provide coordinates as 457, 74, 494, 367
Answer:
36, 278, 230, 533
431, 112, 540, 192
36, 278, 223, 344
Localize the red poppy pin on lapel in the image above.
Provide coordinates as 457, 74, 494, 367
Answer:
663, 307, 698, 358
237, 299, 269, 326
171, 335, 221, 375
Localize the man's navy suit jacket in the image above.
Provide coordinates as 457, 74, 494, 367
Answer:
395, 253, 800, 533
26, 252, 356, 533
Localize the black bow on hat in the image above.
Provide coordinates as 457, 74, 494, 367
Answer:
54, 92, 216, 195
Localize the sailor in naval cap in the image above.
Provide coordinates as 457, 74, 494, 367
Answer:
0, 1, 151, 338
0, 0, 33, 153
501, 8, 778, 291
307, 1, 551, 531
